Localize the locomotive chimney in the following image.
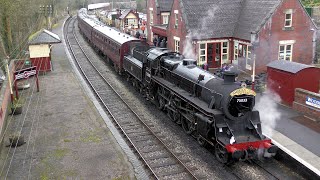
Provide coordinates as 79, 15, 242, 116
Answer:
223, 71, 236, 83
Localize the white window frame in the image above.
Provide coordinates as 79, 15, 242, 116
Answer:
161, 12, 169, 25
149, 9, 153, 25
221, 41, 229, 64
278, 44, 293, 61
174, 36, 180, 53
199, 43, 207, 65
284, 12, 292, 27
174, 10, 178, 29
234, 41, 239, 61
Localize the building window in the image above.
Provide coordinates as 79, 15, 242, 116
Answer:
125, 18, 136, 27
174, 10, 178, 29
279, 44, 293, 61
150, 10, 153, 25
174, 36, 180, 52
199, 43, 206, 65
162, 15, 169, 24
175, 40, 180, 52
284, 12, 292, 27
234, 42, 238, 61
221, 41, 229, 63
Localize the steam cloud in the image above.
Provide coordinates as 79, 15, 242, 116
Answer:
255, 90, 282, 136
182, 33, 196, 59
182, 8, 218, 60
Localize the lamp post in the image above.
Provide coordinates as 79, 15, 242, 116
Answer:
252, 54, 256, 90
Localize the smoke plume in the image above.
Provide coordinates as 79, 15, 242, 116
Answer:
182, 8, 218, 60
182, 33, 196, 59
255, 90, 282, 136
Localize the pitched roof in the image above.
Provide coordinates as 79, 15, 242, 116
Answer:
157, 0, 174, 12
267, 60, 315, 73
29, 29, 61, 45
119, 9, 137, 19
180, 0, 281, 41
234, 0, 281, 40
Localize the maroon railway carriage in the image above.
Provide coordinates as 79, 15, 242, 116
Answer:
77, 9, 140, 73
77, 11, 94, 42
92, 25, 140, 72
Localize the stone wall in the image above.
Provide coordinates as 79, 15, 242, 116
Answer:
293, 88, 320, 121
0, 62, 15, 136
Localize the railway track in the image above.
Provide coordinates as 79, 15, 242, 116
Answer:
64, 16, 306, 180
65, 17, 199, 180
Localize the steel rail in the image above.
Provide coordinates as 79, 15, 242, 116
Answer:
65, 17, 198, 180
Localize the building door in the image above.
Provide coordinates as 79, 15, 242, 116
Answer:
207, 43, 221, 68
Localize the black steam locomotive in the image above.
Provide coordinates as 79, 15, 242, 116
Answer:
124, 46, 278, 163
77, 9, 277, 163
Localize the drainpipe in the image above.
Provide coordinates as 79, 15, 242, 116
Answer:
311, 28, 316, 63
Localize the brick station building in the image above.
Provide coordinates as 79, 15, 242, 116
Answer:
147, 0, 318, 73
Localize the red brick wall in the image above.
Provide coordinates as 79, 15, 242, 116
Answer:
147, 0, 160, 44
0, 62, 15, 136
293, 88, 320, 121
255, 0, 316, 73
167, 0, 188, 53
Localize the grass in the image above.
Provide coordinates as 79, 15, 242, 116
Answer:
80, 130, 101, 143
63, 139, 72, 142
38, 148, 71, 179
52, 148, 69, 159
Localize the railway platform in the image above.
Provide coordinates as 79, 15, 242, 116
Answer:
243, 75, 320, 177
0, 17, 141, 179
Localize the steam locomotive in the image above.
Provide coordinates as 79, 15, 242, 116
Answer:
77, 8, 278, 163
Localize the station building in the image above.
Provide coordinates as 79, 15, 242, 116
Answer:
147, 0, 318, 73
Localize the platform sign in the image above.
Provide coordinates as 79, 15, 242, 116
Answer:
13, 66, 39, 99
306, 97, 320, 109
14, 66, 37, 80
